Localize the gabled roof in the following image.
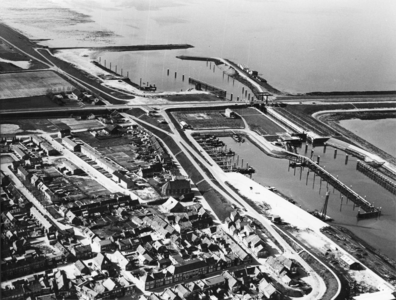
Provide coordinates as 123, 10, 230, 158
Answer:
162, 179, 190, 192
75, 260, 89, 272
159, 197, 185, 213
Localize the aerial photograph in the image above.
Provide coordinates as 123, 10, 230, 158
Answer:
0, 0, 395, 299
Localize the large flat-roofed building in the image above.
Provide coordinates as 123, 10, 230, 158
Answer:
41, 142, 58, 156
62, 136, 81, 152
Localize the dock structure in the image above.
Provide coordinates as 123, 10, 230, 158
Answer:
289, 155, 381, 219
357, 160, 396, 195
176, 55, 222, 64
188, 78, 226, 98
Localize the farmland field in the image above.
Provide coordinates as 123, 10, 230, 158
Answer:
0, 71, 74, 99
172, 110, 244, 130
233, 107, 286, 135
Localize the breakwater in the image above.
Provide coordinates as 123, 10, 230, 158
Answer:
356, 161, 396, 195
51, 44, 194, 52
176, 55, 222, 64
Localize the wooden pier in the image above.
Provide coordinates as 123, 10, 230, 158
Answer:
356, 160, 396, 195
289, 155, 381, 219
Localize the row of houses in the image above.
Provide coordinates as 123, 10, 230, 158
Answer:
30, 135, 58, 156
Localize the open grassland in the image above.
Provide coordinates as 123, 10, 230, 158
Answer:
0, 95, 60, 111
172, 110, 244, 130
0, 119, 61, 136
233, 107, 286, 135
0, 35, 48, 72
0, 71, 74, 99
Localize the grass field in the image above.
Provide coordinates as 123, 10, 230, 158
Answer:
0, 70, 74, 99
0, 95, 60, 111
0, 119, 61, 135
233, 107, 286, 135
172, 110, 244, 130
0, 37, 48, 72
52, 118, 105, 131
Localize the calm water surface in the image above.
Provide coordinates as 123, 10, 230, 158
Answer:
220, 137, 396, 259
339, 118, 396, 156
1, 0, 395, 92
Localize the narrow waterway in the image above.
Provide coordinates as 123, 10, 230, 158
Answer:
220, 137, 396, 259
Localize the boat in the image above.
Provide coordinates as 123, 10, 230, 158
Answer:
232, 134, 242, 143
310, 210, 333, 222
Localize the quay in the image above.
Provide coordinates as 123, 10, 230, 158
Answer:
289, 155, 381, 219
188, 77, 226, 98
357, 160, 396, 195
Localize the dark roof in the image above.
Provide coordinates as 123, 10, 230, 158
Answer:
169, 259, 205, 275
162, 179, 190, 191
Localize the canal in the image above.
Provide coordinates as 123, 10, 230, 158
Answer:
219, 136, 396, 260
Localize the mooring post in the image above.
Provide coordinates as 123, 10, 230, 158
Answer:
305, 144, 308, 154
334, 149, 337, 159
313, 173, 316, 188
317, 156, 320, 165
345, 154, 349, 165
340, 197, 343, 211
182, 75, 185, 81
167, 69, 169, 76
241, 159, 244, 168
175, 72, 177, 79
323, 144, 327, 153
300, 167, 303, 180
311, 149, 314, 159
306, 171, 309, 185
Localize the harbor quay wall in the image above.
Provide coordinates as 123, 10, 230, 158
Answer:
357, 161, 396, 195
